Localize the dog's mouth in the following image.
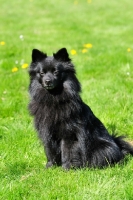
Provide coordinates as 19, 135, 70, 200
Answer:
44, 85, 55, 90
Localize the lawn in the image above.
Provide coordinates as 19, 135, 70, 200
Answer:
0, 0, 133, 199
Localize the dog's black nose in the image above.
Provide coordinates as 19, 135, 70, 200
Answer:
45, 80, 51, 85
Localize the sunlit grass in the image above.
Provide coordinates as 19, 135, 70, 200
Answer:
0, 0, 133, 199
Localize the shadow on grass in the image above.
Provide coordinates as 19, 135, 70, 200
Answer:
4, 162, 30, 178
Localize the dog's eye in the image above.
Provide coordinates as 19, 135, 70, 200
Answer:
53, 71, 58, 76
40, 72, 44, 76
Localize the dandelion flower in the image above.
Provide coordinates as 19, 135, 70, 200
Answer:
127, 48, 131, 52
0, 41, 5, 45
12, 67, 18, 72
70, 49, 77, 55
22, 63, 28, 69
84, 43, 93, 48
82, 49, 88, 53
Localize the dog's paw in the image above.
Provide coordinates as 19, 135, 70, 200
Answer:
62, 162, 71, 170
46, 161, 53, 168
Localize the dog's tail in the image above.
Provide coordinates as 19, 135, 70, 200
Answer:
112, 134, 133, 156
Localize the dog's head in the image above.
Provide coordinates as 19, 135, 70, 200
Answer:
29, 48, 75, 90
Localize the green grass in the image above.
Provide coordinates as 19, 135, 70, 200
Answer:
0, 0, 133, 199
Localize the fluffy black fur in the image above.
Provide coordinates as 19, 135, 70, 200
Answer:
28, 48, 133, 169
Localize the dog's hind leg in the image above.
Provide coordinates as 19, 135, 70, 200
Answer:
88, 137, 123, 168
61, 139, 85, 169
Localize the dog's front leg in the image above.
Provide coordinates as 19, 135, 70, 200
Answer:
43, 135, 61, 168
61, 139, 71, 170
45, 143, 56, 168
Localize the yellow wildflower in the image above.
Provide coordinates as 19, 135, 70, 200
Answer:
87, 0, 92, 3
0, 41, 5, 45
12, 67, 18, 72
21, 63, 28, 69
84, 43, 93, 48
70, 49, 77, 55
127, 48, 131, 52
82, 49, 88, 53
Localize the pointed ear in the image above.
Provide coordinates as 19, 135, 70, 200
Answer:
53, 48, 71, 61
32, 49, 47, 62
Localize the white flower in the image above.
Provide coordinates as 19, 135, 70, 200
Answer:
19, 35, 24, 40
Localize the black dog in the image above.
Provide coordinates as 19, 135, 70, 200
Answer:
28, 48, 133, 169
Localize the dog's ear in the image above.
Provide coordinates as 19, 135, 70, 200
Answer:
32, 49, 47, 62
53, 48, 71, 62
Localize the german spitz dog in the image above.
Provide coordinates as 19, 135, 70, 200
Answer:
28, 48, 133, 169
